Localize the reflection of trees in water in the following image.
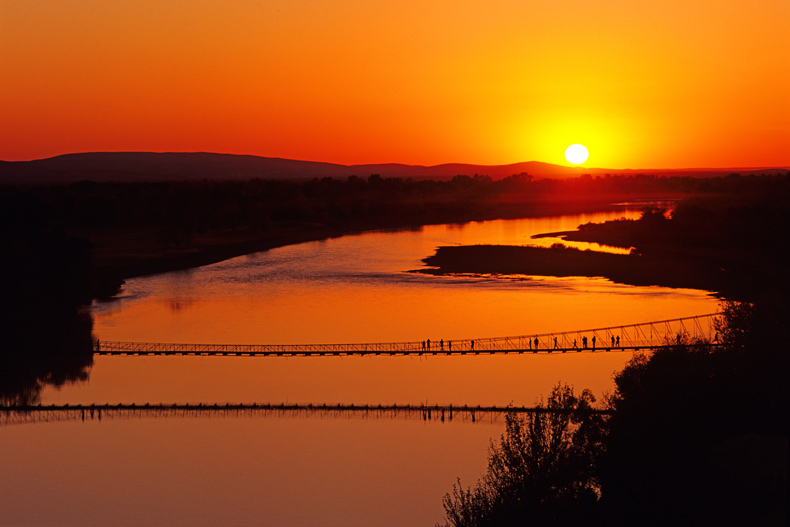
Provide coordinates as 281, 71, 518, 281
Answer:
0, 312, 94, 405
4, 403, 559, 426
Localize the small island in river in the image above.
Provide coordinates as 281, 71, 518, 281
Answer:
419, 244, 734, 295
419, 245, 729, 291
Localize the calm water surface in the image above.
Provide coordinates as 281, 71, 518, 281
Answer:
2, 208, 720, 526
91, 207, 712, 346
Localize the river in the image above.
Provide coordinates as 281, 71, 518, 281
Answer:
1, 206, 719, 526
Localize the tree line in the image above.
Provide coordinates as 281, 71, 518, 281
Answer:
4, 172, 786, 245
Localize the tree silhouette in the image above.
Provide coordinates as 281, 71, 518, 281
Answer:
439, 384, 606, 527
600, 299, 788, 526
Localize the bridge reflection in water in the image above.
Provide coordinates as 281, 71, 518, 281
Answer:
94, 313, 720, 357
0, 402, 614, 426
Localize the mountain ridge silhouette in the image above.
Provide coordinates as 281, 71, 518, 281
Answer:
1, 151, 786, 183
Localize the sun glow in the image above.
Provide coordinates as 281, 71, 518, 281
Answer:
565, 144, 589, 165
0, 2, 787, 167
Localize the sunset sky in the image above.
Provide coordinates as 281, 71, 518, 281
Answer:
2, 0, 788, 168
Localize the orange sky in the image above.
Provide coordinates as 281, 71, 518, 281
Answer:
1, 0, 788, 168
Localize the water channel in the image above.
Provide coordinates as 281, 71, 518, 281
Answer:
1, 206, 720, 526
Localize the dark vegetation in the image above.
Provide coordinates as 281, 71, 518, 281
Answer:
0, 199, 95, 404
600, 299, 788, 526
564, 175, 790, 298
441, 385, 606, 527
440, 300, 788, 526
421, 173, 790, 301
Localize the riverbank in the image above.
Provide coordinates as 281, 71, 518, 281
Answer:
417, 244, 754, 298
87, 197, 639, 296
89, 224, 343, 283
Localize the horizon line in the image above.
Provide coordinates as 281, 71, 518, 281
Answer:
2, 150, 789, 173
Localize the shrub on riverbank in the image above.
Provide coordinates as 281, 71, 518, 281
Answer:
439, 300, 789, 526
439, 385, 606, 527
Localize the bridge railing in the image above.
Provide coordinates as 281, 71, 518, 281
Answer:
94, 313, 720, 355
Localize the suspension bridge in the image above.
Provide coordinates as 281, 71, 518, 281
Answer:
94, 313, 720, 357
0, 402, 613, 426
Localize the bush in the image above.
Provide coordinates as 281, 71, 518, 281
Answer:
438, 384, 606, 527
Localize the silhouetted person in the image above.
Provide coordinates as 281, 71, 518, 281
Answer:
422, 340, 426, 351
554, 337, 558, 349
534, 337, 539, 349
583, 336, 587, 348
470, 340, 474, 351
573, 339, 577, 348
676, 333, 681, 345
611, 335, 615, 348
592, 336, 596, 349
529, 339, 532, 349
616, 335, 620, 347
448, 341, 452, 351
427, 339, 431, 351
440, 339, 444, 351
95, 339, 100, 352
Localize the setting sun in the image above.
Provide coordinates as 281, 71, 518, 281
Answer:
1, 1, 787, 167
565, 144, 589, 165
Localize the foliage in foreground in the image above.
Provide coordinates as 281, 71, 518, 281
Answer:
440, 299, 789, 526
439, 385, 606, 527
601, 299, 788, 526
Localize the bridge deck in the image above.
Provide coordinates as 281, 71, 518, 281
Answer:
93, 313, 720, 358
95, 345, 677, 357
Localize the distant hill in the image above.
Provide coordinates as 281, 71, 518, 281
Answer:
1, 152, 787, 184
